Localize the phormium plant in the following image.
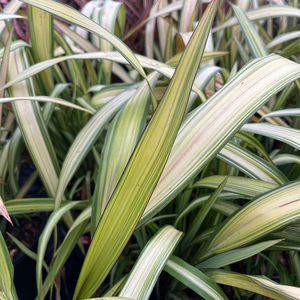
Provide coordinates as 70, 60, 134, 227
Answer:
0, 0, 300, 299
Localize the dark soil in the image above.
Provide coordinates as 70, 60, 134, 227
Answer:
4, 214, 42, 261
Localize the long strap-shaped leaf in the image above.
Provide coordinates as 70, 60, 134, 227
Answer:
203, 269, 300, 300
36, 201, 80, 300
231, 4, 268, 58
0, 51, 202, 97
260, 108, 300, 120
5, 198, 87, 215
241, 123, 300, 150
192, 175, 277, 197
140, 54, 300, 227
213, 5, 300, 33
199, 180, 300, 261
54, 85, 138, 210
0, 96, 93, 113
28, 5, 54, 94
218, 142, 288, 184
7, 48, 61, 199
0, 0, 23, 38
174, 193, 244, 227
73, 1, 219, 299
195, 240, 282, 268
164, 256, 229, 300
119, 226, 182, 300
181, 177, 228, 253
96, 1, 125, 85
267, 31, 300, 49
273, 154, 300, 166
21, 0, 147, 80
0, 13, 24, 20
91, 72, 159, 235
0, 232, 18, 300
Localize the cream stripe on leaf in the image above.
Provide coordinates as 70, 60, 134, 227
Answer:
199, 180, 300, 261
213, 5, 300, 33
140, 54, 300, 227
231, 4, 268, 58
22, 0, 147, 80
73, 1, 219, 298
241, 123, 300, 151
91, 72, 159, 235
119, 226, 182, 300
7, 48, 60, 199
164, 256, 229, 300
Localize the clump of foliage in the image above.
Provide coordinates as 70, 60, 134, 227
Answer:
1, 0, 300, 299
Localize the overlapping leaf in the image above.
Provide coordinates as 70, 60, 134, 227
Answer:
73, 1, 218, 298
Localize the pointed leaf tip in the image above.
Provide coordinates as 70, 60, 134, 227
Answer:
0, 196, 13, 226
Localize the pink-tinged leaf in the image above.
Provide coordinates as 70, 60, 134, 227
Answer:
0, 196, 13, 226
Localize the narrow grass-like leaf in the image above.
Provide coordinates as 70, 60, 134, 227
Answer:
235, 131, 273, 163
157, 0, 168, 58
0, 51, 202, 98
73, 2, 218, 298
232, 4, 268, 58
0, 40, 29, 60
28, 5, 54, 94
91, 83, 131, 107
179, 0, 197, 33
186, 66, 223, 112
192, 175, 277, 197
204, 269, 300, 300
164, 256, 229, 300
273, 154, 300, 166
96, 1, 125, 84
218, 142, 288, 184
174, 193, 244, 227
40, 219, 89, 297
259, 108, 300, 120
53, 19, 98, 53
196, 240, 282, 268
122, 0, 184, 41
7, 48, 61, 199
22, 0, 148, 80
200, 180, 300, 261
241, 123, 300, 150
7, 232, 50, 272
167, 52, 229, 67
43, 83, 70, 124
0, 0, 22, 38
119, 226, 182, 300
145, 2, 158, 59
213, 5, 300, 33
0, 232, 18, 300
36, 201, 80, 300
0, 96, 93, 113
233, 35, 250, 64
0, 27, 14, 140
5, 198, 88, 215
7, 128, 22, 197
0, 142, 10, 201
0, 13, 24, 20
267, 31, 300, 49
181, 177, 228, 253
